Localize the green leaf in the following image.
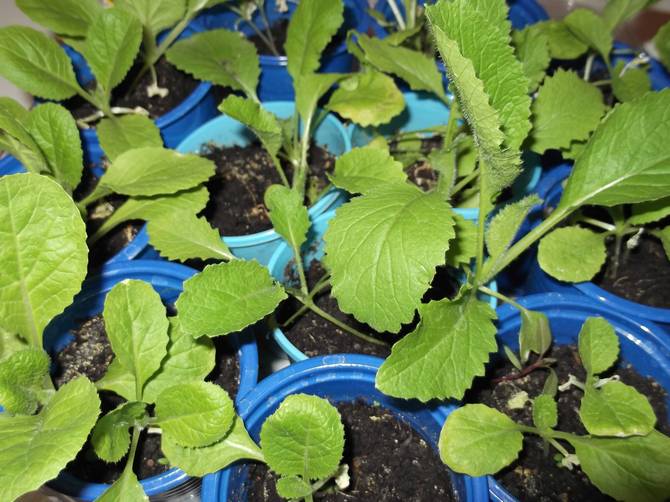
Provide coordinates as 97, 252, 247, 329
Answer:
568, 431, 670, 502
564, 8, 613, 61
518, 309, 552, 363
116, 0, 186, 34
162, 414, 264, 477
101, 147, 215, 197
91, 402, 147, 463
629, 197, 670, 225
654, 226, 670, 260
0, 348, 50, 415
177, 261, 287, 338
580, 381, 656, 437
357, 35, 446, 99
0, 377, 100, 502
0, 330, 29, 363
578, 316, 619, 376
17, 0, 101, 37
602, 0, 649, 31
285, 0, 344, 81
143, 317, 215, 404
156, 381, 235, 448
612, 60, 651, 103
543, 368, 559, 397
103, 280, 170, 400
276, 476, 313, 499
329, 146, 406, 195
513, 25, 551, 91
0, 173, 88, 347
166, 29, 260, 99
445, 212, 478, 267
538, 226, 606, 282
26, 103, 83, 192
97, 115, 162, 162
96, 359, 136, 401
147, 213, 233, 262
265, 184, 310, 254
529, 69, 607, 154
504, 345, 522, 371
324, 184, 455, 332
82, 8, 142, 95
0, 97, 36, 150
294, 72, 344, 127
533, 394, 557, 430
376, 297, 497, 401
541, 20, 588, 60
653, 21, 670, 71
219, 95, 282, 158
97, 468, 148, 502
261, 394, 344, 480
0, 26, 80, 100
439, 404, 523, 476
326, 71, 404, 127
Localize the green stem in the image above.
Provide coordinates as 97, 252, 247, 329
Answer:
282, 275, 332, 327
271, 155, 290, 187
478, 286, 525, 312
257, 4, 280, 56
124, 426, 141, 475
76, 184, 112, 214
471, 160, 488, 293
546, 436, 572, 459
294, 251, 309, 297
294, 115, 314, 197
578, 216, 616, 232
436, 101, 459, 199
387, 0, 406, 29
450, 168, 479, 197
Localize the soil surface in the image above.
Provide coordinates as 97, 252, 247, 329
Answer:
207, 335, 241, 400
391, 135, 443, 193
242, 400, 457, 501
201, 143, 334, 235
466, 344, 670, 501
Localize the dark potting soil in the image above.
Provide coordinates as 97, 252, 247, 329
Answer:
466, 344, 670, 502
201, 143, 334, 235
593, 233, 670, 309
391, 135, 443, 193
242, 400, 457, 502
207, 335, 241, 400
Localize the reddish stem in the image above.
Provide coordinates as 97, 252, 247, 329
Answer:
493, 358, 547, 384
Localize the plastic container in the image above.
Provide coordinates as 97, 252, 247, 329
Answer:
196, 0, 367, 101
267, 208, 498, 362
38, 260, 258, 500
487, 293, 670, 501
200, 354, 490, 502
0, 154, 24, 176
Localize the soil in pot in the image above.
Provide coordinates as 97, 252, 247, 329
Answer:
241, 399, 457, 501
466, 344, 670, 502
201, 142, 334, 235
207, 335, 241, 400
391, 135, 443, 193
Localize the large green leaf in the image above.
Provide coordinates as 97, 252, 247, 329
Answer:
91, 401, 147, 463
261, 394, 344, 480
17, 0, 101, 37
97, 115, 163, 162
541, 20, 588, 60
265, 185, 310, 254
0, 98, 47, 175
538, 226, 607, 282
176, 261, 287, 338
602, 0, 649, 31
97, 468, 148, 502
0, 173, 88, 347
376, 297, 497, 401
0, 348, 50, 415
0, 26, 80, 100
513, 25, 550, 91
324, 184, 455, 332
117, 0, 186, 34
329, 146, 406, 195
219, 95, 282, 158
0, 377, 100, 502
439, 404, 523, 476
559, 91, 670, 208
564, 8, 613, 61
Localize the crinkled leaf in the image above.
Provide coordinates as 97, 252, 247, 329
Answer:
156, 381, 234, 448
0, 348, 50, 415
116, 0, 186, 34
603, 0, 649, 31
329, 146, 406, 195
17, 0, 101, 37
445, 213, 478, 267
101, 147, 215, 197
219, 95, 282, 158
578, 316, 619, 377
0, 26, 80, 100
276, 476, 313, 499
265, 184, 310, 253
653, 21, 670, 71
261, 394, 344, 480
0, 377, 100, 502
439, 404, 523, 476
97, 468, 147, 502
177, 261, 287, 338
629, 197, 670, 225
519, 309, 552, 363
0, 173, 88, 346
97, 115, 162, 162
91, 401, 147, 462
376, 297, 497, 401
541, 20, 588, 60
0, 97, 41, 153
533, 394, 557, 430
612, 60, 651, 103
564, 8, 613, 61
513, 25, 551, 91
327, 71, 404, 127
324, 184, 455, 332
538, 226, 606, 282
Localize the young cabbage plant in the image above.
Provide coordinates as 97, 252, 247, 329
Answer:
0, 173, 101, 502
440, 317, 670, 502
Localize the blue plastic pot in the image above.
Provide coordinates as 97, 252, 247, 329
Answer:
38, 260, 258, 500
0, 154, 24, 175
201, 354, 489, 502
197, 0, 367, 101
267, 208, 498, 362
523, 167, 670, 333
487, 293, 670, 501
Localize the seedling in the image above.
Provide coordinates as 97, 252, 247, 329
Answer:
220, 0, 292, 57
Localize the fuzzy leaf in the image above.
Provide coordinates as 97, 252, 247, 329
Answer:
612, 61, 651, 103
513, 25, 551, 91
654, 21, 670, 71
97, 468, 147, 502
219, 95, 282, 158
0, 173, 88, 347
564, 8, 613, 61
97, 115, 162, 162
538, 226, 606, 282
568, 431, 670, 502
519, 309, 552, 363
116, 0, 185, 34
327, 71, 404, 127
578, 316, 619, 377
542, 20, 588, 60
376, 297, 497, 401
17, 0, 101, 37
276, 476, 313, 499
261, 394, 344, 480
177, 261, 287, 339
0, 348, 50, 415
102, 147, 215, 197
439, 404, 523, 476
166, 29, 260, 99
329, 146, 406, 195
0, 26, 80, 100
82, 8, 142, 95
629, 197, 670, 225
147, 213, 233, 262
265, 184, 310, 253
602, 0, 649, 31
533, 394, 557, 430
0, 377, 100, 502
91, 401, 147, 463
103, 280, 170, 400
324, 184, 455, 332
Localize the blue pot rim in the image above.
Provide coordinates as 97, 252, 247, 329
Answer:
201, 354, 490, 502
